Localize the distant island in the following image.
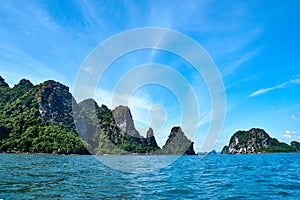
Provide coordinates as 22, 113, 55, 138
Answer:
221, 128, 300, 154
0, 76, 195, 155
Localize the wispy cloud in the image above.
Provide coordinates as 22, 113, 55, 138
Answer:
283, 130, 300, 140
0, 43, 66, 85
225, 47, 261, 76
248, 82, 288, 97
0, 1, 77, 85
248, 77, 300, 97
290, 78, 300, 84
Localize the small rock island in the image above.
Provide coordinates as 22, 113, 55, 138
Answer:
221, 128, 300, 154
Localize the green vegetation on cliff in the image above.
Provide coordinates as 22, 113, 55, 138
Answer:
0, 78, 88, 154
291, 141, 300, 151
221, 128, 298, 154
77, 100, 160, 154
0, 75, 195, 155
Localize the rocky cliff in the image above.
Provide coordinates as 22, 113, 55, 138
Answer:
75, 99, 103, 148
113, 105, 140, 138
162, 126, 196, 155
75, 99, 160, 154
36, 80, 75, 129
291, 141, 300, 151
221, 128, 296, 154
0, 75, 197, 155
0, 76, 9, 87
146, 128, 158, 147
0, 77, 88, 154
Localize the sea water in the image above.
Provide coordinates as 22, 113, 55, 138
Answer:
1, 153, 300, 199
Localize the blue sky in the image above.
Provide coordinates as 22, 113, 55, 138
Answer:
1, 0, 300, 151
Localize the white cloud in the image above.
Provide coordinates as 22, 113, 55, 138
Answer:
248, 82, 287, 97
283, 130, 300, 140
248, 76, 300, 98
290, 114, 297, 120
225, 48, 261, 76
290, 78, 300, 84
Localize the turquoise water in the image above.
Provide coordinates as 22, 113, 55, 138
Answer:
1, 153, 300, 199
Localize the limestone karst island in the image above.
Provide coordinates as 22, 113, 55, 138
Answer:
221, 128, 300, 154
0, 75, 195, 155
